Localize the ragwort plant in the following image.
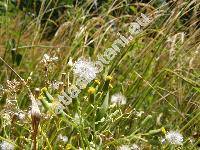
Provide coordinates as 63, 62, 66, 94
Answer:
0, 0, 199, 149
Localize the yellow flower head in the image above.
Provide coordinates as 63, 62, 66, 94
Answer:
95, 79, 101, 85
66, 144, 72, 150
161, 127, 166, 134
88, 87, 96, 94
106, 75, 112, 81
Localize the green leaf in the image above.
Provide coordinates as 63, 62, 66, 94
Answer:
11, 49, 16, 64
101, 91, 109, 111
194, 87, 200, 93
130, 6, 137, 13
6, 39, 16, 64
16, 53, 22, 66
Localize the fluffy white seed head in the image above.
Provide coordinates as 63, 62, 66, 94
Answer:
130, 144, 140, 150
165, 131, 183, 145
72, 58, 98, 82
0, 141, 14, 150
111, 92, 127, 105
58, 134, 68, 143
118, 145, 131, 150
30, 94, 41, 120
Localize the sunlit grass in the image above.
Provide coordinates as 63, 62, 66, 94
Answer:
0, 0, 199, 149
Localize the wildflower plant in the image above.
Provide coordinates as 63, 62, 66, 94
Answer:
0, 0, 199, 150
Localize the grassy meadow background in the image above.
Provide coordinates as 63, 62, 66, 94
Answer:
0, 0, 200, 149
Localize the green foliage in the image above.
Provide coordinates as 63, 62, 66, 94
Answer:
0, 0, 199, 149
